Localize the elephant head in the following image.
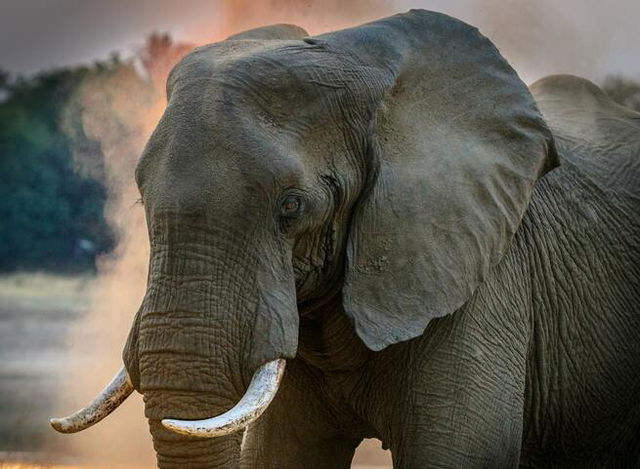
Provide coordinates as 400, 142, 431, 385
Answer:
51, 10, 556, 468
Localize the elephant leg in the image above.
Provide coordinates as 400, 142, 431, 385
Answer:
240, 359, 362, 469
386, 282, 530, 468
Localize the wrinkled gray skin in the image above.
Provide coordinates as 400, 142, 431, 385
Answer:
122, 10, 640, 469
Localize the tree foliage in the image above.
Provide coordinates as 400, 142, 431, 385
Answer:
0, 66, 112, 271
0, 34, 192, 272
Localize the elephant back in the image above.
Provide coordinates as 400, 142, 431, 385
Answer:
531, 74, 640, 200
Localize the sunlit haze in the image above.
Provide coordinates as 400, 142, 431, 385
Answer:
2, 0, 640, 84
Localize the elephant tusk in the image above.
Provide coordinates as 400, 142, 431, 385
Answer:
162, 359, 286, 438
50, 366, 134, 433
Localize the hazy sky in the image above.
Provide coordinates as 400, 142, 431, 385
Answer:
1, 0, 639, 84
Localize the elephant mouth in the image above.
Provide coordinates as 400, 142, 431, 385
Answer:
50, 359, 286, 438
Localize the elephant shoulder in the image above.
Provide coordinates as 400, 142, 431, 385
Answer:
531, 74, 640, 199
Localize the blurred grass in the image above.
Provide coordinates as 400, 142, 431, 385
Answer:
0, 462, 150, 469
0, 273, 92, 313
0, 274, 92, 453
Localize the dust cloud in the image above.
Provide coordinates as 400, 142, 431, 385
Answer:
209, 0, 392, 40
463, 0, 640, 84
54, 0, 638, 466
56, 61, 162, 465
173, 0, 640, 84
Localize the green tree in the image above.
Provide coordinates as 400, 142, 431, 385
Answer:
0, 67, 113, 271
0, 33, 192, 272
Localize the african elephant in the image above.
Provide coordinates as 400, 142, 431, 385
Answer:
51, 10, 640, 469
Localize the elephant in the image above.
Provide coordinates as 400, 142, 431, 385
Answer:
51, 9, 640, 469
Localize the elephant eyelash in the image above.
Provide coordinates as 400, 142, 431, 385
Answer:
132, 198, 144, 208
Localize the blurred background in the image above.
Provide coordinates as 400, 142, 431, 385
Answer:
1, 0, 639, 467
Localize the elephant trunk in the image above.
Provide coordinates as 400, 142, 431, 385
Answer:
123, 215, 298, 469
136, 308, 249, 469
148, 418, 242, 469
145, 360, 284, 469
140, 344, 247, 469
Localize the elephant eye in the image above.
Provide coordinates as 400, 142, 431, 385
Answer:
280, 195, 301, 217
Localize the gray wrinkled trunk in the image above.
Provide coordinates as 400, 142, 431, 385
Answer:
148, 418, 242, 469
138, 297, 247, 469
122, 214, 298, 469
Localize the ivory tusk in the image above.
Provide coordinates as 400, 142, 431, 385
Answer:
162, 359, 285, 438
50, 366, 134, 433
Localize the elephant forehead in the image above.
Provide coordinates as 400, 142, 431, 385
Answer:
135, 101, 306, 210
168, 39, 386, 129
136, 40, 385, 207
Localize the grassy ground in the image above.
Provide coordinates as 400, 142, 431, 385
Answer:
0, 440, 391, 467
0, 273, 91, 312
0, 273, 391, 468
0, 274, 90, 452
0, 462, 145, 469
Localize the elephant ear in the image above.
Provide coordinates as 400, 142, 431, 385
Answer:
319, 10, 558, 350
